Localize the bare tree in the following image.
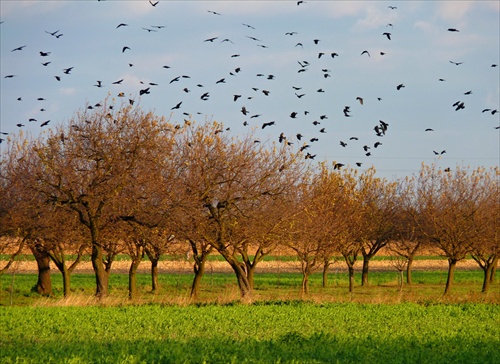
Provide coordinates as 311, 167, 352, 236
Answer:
173, 121, 302, 300
412, 164, 490, 295
26, 100, 171, 297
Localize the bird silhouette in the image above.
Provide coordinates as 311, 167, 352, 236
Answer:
361, 50, 370, 57
40, 51, 51, 56
397, 83, 405, 90
262, 121, 275, 129
149, 0, 159, 7
171, 101, 182, 110
116, 23, 128, 28
383, 32, 391, 40
122, 46, 130, 53
11, 45, 26, 52
449, 60, 463, 65
447, 28, 459, 32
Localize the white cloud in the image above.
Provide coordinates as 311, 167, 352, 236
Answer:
0, 1, 67, 18
59, 88, 77, 96
435, 1, 474, 22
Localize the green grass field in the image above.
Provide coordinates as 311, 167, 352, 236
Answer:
1, 302, 499, 363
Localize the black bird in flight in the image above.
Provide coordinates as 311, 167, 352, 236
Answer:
63, 67, 74, 74
11, 45, 26, 52
425, 128, 434, 132
397, 83, 405, 90
447, 28, 459, 32
40, 120, 50, 127
388, 6, 397, 9
149, 0, 159, 7
171, 101, 182, 110
433, 150, 446, 155
45, 30, 59, 36
116, 23, 128, 28
242, 23, 255, 29
204, 37, 218, 42
334, 163, 344, 170
40, 51, 51, 56
290, 112, 298, 118
41, 62, 51, 66
361, 50, 370, 57
122, 46, 130, 53
139, 87, 150, 95
449, 60, 463, 65
112, 79, 124, 84
208, 10, 221, 15
383, 32, 391, 40
262, 121, 275, 129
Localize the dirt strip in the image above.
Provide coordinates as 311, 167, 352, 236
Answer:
3, 259, 480, 275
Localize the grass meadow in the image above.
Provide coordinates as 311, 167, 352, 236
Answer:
1, 264, 499, 363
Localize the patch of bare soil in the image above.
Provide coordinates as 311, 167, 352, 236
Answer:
4, 258, 480, 275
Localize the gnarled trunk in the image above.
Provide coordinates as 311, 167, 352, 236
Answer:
31, 244, 52, 296
91, 243, 108, 298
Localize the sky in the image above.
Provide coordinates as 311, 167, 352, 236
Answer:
1, 0, 499, 180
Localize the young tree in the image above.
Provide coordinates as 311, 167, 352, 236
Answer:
469, 167, 499, 293
413, 164, 490, 295
351, 168, 398, 286
173, 121, 302, 300
27, 101, 171, 297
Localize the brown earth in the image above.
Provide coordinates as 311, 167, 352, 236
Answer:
3, 258, 480, 275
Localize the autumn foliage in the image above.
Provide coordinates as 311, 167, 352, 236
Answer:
1, 103, 498, 299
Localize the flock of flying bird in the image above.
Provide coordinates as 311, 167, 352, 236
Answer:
1, 1, 499, 173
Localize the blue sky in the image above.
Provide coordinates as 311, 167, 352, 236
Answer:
1, 1, 499, 180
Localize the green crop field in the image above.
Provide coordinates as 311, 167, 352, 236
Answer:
1, 302, 499, 364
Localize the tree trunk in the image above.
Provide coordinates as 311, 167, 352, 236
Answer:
61, 266, 71, 298
482, 255, 498, 293
301, 272, 309, 295
128, 259, 141, 300
31, 245, 52, 296
229, 261, 252, 299
246, 265, 256, 290
490, 257, 497, 283
190, 266, 205, 300
406, 255, 414, 285
91, 243, 108, 298
348, 266, 355, 293
361, 255, 370, 286
150, 258, 159, 292
322, 259, 330, 288
444, 258, 458, 295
